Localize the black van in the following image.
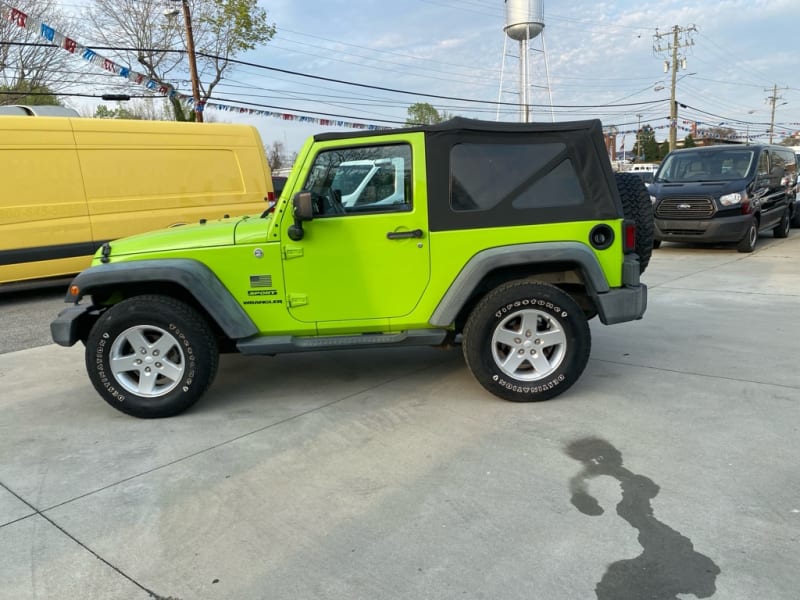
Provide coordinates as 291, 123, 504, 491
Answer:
650, 144, 796, 252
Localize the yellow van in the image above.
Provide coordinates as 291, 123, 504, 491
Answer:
0, 115, 274, 284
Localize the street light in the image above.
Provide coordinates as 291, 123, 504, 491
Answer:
744, 109, 756, 145
168, 0, 203, 122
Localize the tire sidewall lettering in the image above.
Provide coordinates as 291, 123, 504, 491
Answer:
495, 297, 568, 320
92, 317, 199, 403
492, 372, 566, 395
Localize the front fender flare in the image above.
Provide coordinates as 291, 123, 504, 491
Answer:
64, 259, 258, 340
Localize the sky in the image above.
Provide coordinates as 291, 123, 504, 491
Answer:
23, 0, 800, 155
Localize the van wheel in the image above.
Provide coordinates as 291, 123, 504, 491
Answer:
791, 206, 800, 228
462, 281, 590, 403
737, 219, 758, 253
85, 295, 219, 418
614, 173, 654, 274
774, 208, 791, 238
653, 240, 662, 249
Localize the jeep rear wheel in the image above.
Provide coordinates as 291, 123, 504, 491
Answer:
614, 173, 654, 274
462, 281, 591, 402
85, 295, 219, 418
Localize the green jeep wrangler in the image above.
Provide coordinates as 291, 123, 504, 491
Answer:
51, 118, 652, 418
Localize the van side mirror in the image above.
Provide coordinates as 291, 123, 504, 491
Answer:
288, 191, 313, 241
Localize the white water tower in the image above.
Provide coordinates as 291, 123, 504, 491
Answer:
499, 0, 552, 122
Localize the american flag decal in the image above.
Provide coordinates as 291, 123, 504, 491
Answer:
249, 275, 273, 288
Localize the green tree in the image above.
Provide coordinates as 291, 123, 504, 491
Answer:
0, 82, 60, 106
89, 0, 276, 121
682, 134, 696, 148
635, 125, 662, 161
92, 99, 172, 120
405, 102, 452, 125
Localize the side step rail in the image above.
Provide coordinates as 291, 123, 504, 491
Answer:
236, 329, 450, 355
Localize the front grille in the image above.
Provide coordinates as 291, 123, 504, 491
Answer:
656, 197, 715, 219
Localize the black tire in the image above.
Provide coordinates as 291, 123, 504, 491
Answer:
773, 207, 791, 238
85, 295, 219, 418
614, 172, 654, 274
462, 280, 591, 402
736, 219, 758, 253
791, 205, 800, 228
653, 239, 662, 249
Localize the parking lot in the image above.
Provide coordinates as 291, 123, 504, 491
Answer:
1, 235, 799, 599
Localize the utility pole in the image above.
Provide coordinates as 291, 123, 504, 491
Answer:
653, 25, 696, 152
766, 84, 787, 144
173, 0, 203, 122
635, 113, 643, 161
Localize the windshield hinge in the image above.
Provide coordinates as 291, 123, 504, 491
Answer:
288, 294, 308, 308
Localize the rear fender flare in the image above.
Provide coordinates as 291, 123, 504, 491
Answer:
429, 242, 611, 327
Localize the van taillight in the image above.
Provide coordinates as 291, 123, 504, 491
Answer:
266, 191, 275, 202
623, 221, 636, 253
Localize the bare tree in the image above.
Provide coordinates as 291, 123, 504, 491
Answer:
0, 0, 82, 104
267, 140, 288, 171
88, 0, 275, 121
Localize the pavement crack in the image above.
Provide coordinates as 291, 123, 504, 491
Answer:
592, 357, 800, 391
38, 354, 456, 515
0, 480, 164, 598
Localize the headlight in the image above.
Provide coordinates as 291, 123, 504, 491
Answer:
719, 192, 744, 206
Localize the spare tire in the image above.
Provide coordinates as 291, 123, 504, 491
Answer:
614, 172, 654, 274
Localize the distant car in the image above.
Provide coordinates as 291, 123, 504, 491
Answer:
630, 171, 654, 185
650, 144, 795, 252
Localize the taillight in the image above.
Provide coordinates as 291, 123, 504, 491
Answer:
266, 191, 275, 202
623, 221, 636, 253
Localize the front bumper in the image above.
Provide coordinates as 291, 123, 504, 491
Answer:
654, 214, 752, 244
50, 305, 95, 347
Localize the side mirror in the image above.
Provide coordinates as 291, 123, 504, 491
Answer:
288, 191, 313, 241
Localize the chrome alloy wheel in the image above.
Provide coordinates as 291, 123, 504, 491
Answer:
109, 325, 186, 397
490, 308, 567, 381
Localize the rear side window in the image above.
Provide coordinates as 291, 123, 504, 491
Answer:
450, 142, 584, 212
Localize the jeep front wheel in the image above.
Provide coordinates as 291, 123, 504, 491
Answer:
462, 281, 591, 402
85, 295, 219, 418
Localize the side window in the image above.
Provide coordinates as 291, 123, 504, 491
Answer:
757, 151, 769, 177
303, 144, 412, 216
450, 142, 583, 212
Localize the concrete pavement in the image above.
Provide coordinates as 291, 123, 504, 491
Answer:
2, 234, 799, 599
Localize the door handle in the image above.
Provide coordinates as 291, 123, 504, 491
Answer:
386, 229, 424, 240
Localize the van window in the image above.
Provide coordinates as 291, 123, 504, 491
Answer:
657, 148, 755, 183
304, 144, 411, 216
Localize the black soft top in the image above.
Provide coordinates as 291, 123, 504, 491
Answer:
313, 117, 605, 142
317, 117, 622, 231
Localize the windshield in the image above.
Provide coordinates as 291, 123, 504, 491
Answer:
655, 149, 755, 183
331, 164, 374, 196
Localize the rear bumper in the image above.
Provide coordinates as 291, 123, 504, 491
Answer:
50, 305, 94, 347
654, 214, 751, 243
596, 284, 647, 325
